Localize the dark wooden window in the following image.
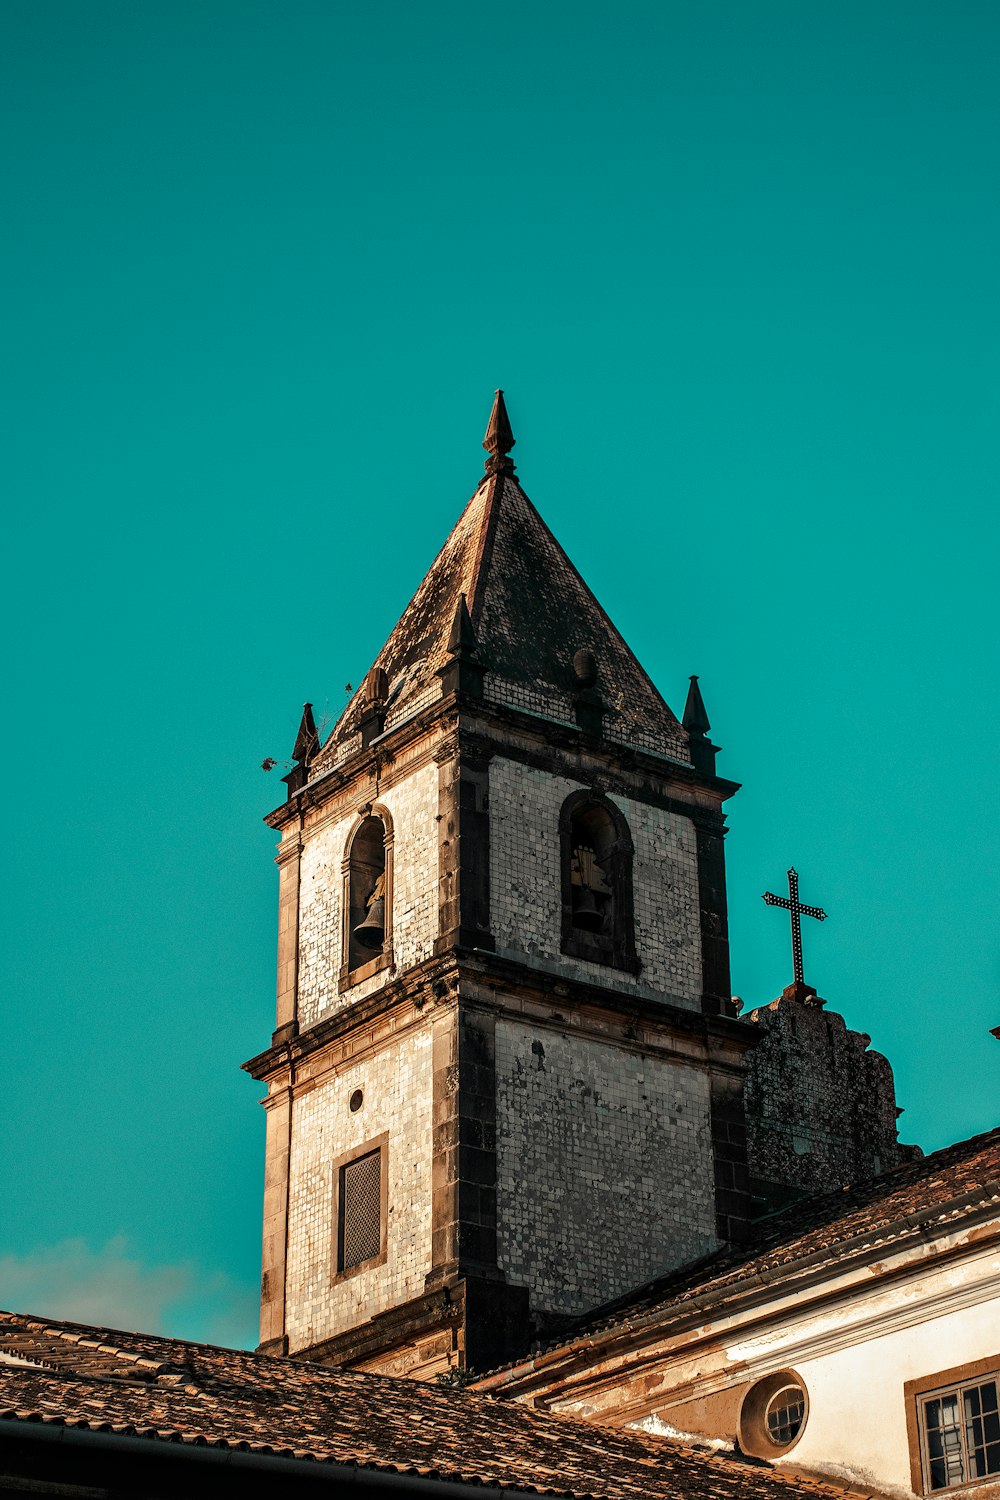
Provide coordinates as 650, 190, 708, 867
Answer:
765, 1385, 806, 1445
919, 1377, 1000, 1491
338, 1149, 381, 1271
906, 1359, 1000, 1496
559, 790, 638, 973
332, 1134, 388, 1279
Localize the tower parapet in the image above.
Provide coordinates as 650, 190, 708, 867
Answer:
742, 984, 918, 1214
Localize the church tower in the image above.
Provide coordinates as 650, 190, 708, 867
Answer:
244, 395, 753, 1377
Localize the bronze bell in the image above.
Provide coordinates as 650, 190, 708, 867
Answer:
353, 895, 386, 950
573, 887, 604, 932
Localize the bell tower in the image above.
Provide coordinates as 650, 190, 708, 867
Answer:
244, 394, 752, 1377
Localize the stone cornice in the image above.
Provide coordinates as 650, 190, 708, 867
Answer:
532, 1224, 1000, 1424
264, 700, 458, 830
243, 945, 755, 1085
242, 951, 459, 1081
265, 692, 738, 832
459, 950, 754, 1069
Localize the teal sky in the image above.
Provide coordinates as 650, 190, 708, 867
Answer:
3, 1, 997, 1351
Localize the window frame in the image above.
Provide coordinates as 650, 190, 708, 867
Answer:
559, 789, 639, 974
339, 804, 394, 992
906, 1358, 1000, 1496
737, 1370, 809, 1459
331, 1132, 389, 1282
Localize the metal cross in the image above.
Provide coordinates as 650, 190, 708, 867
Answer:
762, 868, 827, 987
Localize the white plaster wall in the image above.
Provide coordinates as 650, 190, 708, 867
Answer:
724, 1250, 1000, 1497
489, 757, 702, 1005
495, 1021, 718, 1315
779, 1290, 1000, 1494
284, 1025, 434, 1353
297, 760, 439, 1029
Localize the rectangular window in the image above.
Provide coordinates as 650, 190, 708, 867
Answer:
918, 1375, 1000, 1492
332, 1134, 388, 1278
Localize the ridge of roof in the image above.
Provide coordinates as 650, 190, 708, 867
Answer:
472, 1125, 1000, 1390
0, 1308, 866, 1500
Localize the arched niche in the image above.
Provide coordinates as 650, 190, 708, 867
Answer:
559, 789, 638, 974
340, 804, 394, 989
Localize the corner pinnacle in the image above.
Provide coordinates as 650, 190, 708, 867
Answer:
284, 702, 320, 798
447, 593, 479, 657
483, 389, 516, 475
682, 676, 719, 774
291, 702, 320, 766
682, 675, 711, 736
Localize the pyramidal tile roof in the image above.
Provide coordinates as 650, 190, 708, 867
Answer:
315, 467, 688, 772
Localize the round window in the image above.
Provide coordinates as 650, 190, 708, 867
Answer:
349, 1088, 364, 1113
738, 1371, 809, 1459
765, 1385, 806, 1446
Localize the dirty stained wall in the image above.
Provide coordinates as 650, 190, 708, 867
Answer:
284, 1025, 434, 1353
296, 760, 439, 1029
495, 1021, 718, 1315
489, 757, 703, 1006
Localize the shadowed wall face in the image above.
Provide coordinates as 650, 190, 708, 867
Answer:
743, 991, 908, 1211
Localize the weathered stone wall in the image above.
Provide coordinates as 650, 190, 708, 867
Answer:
489, 757, 703, 1006
284, 1023, 434, 1353
743, 993, 904, 1199
495, 1021, 719, 1316
297, 760, 439, 1029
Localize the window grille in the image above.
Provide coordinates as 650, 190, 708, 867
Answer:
338, 1148, 382, 1271
921, 1378, 1000, 1491
766, 1387, 806, 1446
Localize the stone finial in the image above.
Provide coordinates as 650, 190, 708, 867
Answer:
683, 675, 718, 774
358, 667, 390, 749
573, 648, 598, 688
362, 666, 390, 706
572, 647, 604, 736
483, 389, 516, 475
682, 674, 712, 736
291, 702, 320, 765
284, 702, 320, 797
438, 594, 484, 699
447, 594, 479, 658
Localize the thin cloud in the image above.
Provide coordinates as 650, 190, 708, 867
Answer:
0, 1236, 257, 1349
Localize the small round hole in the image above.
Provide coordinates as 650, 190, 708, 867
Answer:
349, 1089, 364, 1113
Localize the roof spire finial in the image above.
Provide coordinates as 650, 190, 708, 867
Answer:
682, 675, 711, 736
284, 702, 320, 798
682, 675, 720, 774
483, 389, 516, 476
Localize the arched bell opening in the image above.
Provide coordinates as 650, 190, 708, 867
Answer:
560, 790, 639, 974
569, 803, 617, 935
346, 815, 390, 976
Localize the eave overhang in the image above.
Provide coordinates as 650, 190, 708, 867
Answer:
470, 1184, 1000, 1407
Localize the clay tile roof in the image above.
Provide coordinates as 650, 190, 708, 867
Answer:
0, 1309, 860, 1498
313, 473, 687, 771
474, 1126, 1000, 1386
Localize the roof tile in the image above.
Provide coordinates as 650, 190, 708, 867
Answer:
0, 1309, 864, 1499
